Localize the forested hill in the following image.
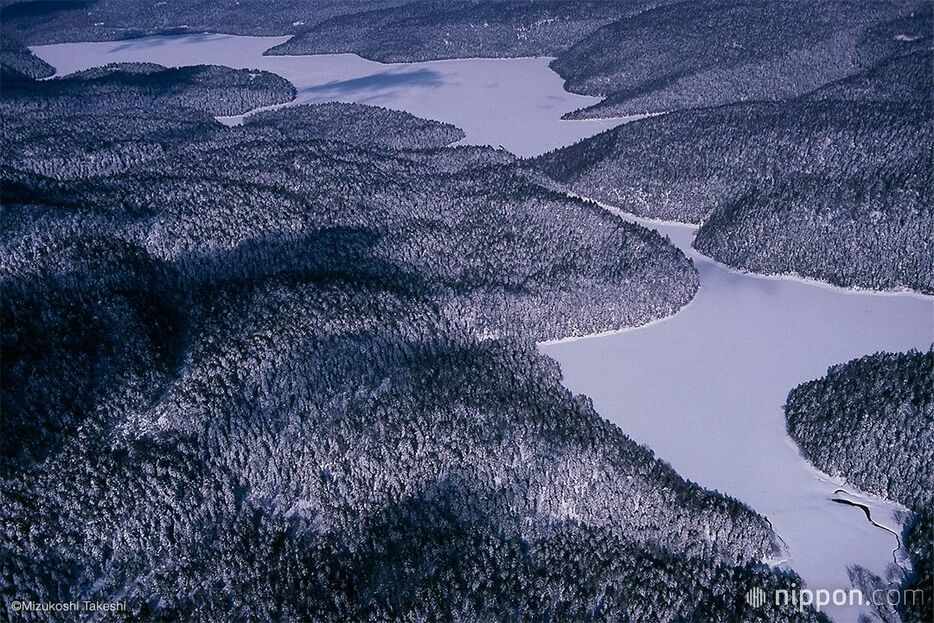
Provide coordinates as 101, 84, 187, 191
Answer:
805, 46, 932, 103
242, 102, 466, 149
533, 48, 934, 293
2, 65, 700, 341
0, 56, 826, 621
1, 61, 296, 116
263, 1, 644, 61
784, 350, 934, 623
786, 350, 933, 511
1, 62, 296, 181
0, 36, 52, 79
553, 0, 929, 118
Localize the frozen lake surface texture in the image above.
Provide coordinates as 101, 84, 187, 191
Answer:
32, 33, 623, 157
33, 34, 934, 623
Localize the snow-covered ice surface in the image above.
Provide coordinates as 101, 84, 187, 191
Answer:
31, 33, 625, 157
543, 213, 933, 623
32, 34, 934, 623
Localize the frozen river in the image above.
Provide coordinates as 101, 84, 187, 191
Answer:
32, 34, 934, 623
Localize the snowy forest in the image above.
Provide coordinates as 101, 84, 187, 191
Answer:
13, 0, 917, 122
1, 0, 931, 621
0, 51, 827, 621
785, 350, 934, 623
534, 33, 933, 293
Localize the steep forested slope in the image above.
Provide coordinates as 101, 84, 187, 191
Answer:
552, 0, 928, 118
0, 35, 52, 79
534, 50, 934, 293
855, 2, 933, 68
1, 57, 825, 621
264, 1, 640, 61
810, 40, 933, 104
785, 350, 934, 623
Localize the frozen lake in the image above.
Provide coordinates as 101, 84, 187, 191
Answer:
31, 33, 624, 158
543, 214, 933, 623
32, 35, 934, 623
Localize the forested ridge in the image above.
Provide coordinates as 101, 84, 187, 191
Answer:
533, 46, 934, 293
0, 61, 826, 621
0, 36, 52, 80
785, 350, 934, 623
263, 1, 643, 61
1, 62, 295, 182
553, 0, 929, 118
242, 102, 466, 150
2, 61, 297, 116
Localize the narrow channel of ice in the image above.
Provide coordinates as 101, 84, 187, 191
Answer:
542, 211, 933, 623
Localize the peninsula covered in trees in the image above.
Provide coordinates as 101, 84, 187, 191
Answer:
785, 349, 934, 623
2, 61, 297, 116
242, 102, 466, 150
0, 36, 53, 80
